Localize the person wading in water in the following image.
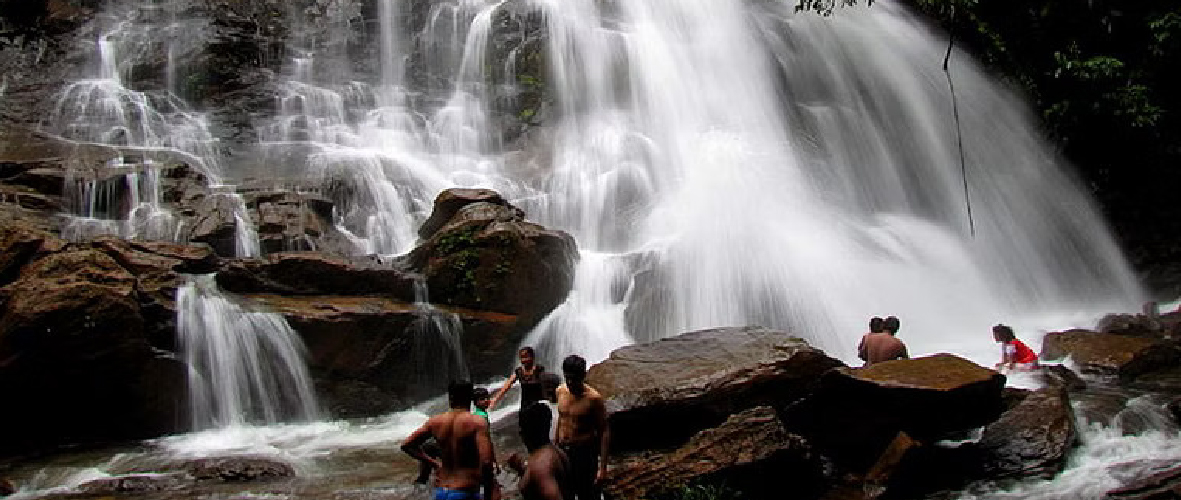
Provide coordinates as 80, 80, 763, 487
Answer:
489, 346, 547, 411
402, 380, 498, 500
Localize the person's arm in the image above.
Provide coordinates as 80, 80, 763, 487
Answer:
594, 397, 610, 484
401, 420, 440, 470
488, 372, 518, 410
899, 343, 909, 360
858, 337, 868, 362
476, 419, 499, 500
1000, 342, 1016, 371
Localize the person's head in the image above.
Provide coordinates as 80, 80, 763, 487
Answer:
562, 355, 587, 394
448, 380, 474, 410
518, 347, 536, 369
518, 402, 553, 451
472, 387, 491, 411
540, 372, 562, 403
883, 316, 900, 335
869, 317, 885, 333
992, 324, 1015, 343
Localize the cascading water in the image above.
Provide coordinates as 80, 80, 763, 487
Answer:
411, 278, 472, 393
176, 275, 322, 429
5, 0, 1169, 498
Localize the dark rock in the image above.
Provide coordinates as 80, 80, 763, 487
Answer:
246, 294, 519, 408
1106, 460, 1181, 500
1001, 387, 1032, 412
0, 246, 184, 455
1128, 366, 1181, 394
1169, 398, 1181, 425
1038, 364, 1088, 392
1098, 313, 1163, 338
603, 406, 827, 500
217, 253, 416, 300
78, 473, 188, 494
978, 386, 1077, 479
0, 477, 13, 496
418, 188, 514, 239
586, 326, 844, 452
405, 194, 576, 328
184, 456, 295, 482
779, 354, 1006, 472
242, 190, 335, 254
1041, 329, 1181, 381
188, 193, 242, 257
0, 221, 66, 286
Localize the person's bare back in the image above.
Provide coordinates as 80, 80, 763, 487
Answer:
402, 381, 496, 500
519, 445, 570, 500
858, 333, 908, 366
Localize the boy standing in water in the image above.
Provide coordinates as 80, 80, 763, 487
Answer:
993, 324, 1039, 372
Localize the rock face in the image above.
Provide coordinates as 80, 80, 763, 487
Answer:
780, 354, 1006, 472
978, 386, 1078, 479
604, 406, 828, 500
1041, 329, 1181, 380
585, 326, 844, 451
404, 189, 577, 330
0, 226, 189, 456
1106, 460, 1181, 500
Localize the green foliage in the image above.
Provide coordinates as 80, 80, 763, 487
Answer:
650, 483, 743, 500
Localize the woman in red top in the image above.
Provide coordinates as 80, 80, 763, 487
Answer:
992, 324, 1039, 372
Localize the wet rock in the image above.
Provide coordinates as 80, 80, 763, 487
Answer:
217, 252, 417, 300
188, 193, 242, 257
1041, 329, 1181, 381
586, 326, 844, 451
1038, 364, 1088, 392
780, 354, 1005, 472
242, 189, 336, 254
1106, 460, 1181, 500
0, 477, 13, 497
1169, 398, 1181, 426
978, 386, 1077, 479
0, 221, 66, 286
78, 473, 189, 494
184, 456, 296, 482
405, 192, 577, 329
0, 246, 184, 455
604, 406, 827, 500
418, 188, 515, 239
1098, 313, 1163, 338
246, 294, 518, 406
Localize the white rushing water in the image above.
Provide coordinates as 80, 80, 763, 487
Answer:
177, 275, 322, 430
10, 0, 1168, 498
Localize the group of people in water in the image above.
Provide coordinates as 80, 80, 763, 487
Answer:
406, 320, 1042, 500
857, 316, 1040, 371
402, 347, 608, 500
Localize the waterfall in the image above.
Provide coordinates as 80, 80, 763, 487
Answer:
411, 278, 471, 393
176, 275, 322, 430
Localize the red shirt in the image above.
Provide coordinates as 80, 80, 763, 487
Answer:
1004, 339, 1038, 364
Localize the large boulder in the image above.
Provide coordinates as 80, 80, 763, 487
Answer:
246, 294, 519, 410
404, 189, 577, 329
586, 326, 844, 451
779, 354, 1006, 472
0, 221, 66, 285
604, 406, 828, 500
0, 246, 185, 456
978, 386, 1078, 479
1041, 329, 1181, 381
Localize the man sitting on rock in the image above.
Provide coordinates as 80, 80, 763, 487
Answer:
858, 316, 909, 366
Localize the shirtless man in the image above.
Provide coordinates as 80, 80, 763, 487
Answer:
402, 380, 498, 500
518, 402, 571, 500
858, 316, 909, 366
555, 355, 609, 500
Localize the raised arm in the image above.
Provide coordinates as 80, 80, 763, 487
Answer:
488, 371, 518, 410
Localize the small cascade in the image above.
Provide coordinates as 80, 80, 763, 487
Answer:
176, 275, 321, 430
411, 278, 470, 392
61, 156, 179, 242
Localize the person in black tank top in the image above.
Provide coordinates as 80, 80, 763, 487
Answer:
490, 346, 546, 411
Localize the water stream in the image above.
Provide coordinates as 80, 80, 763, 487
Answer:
3, 0, 1170, 498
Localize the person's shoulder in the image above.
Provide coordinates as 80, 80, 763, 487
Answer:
584, 384, 604, 399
